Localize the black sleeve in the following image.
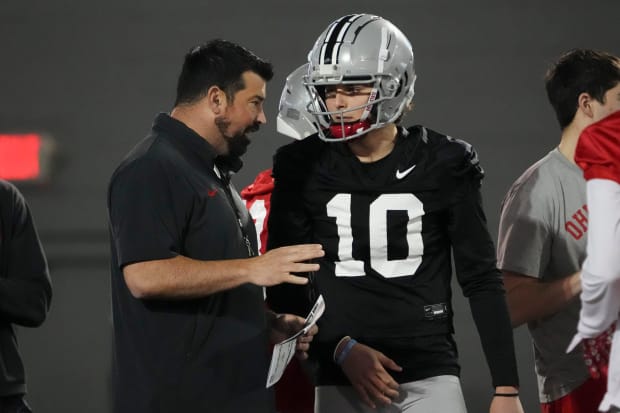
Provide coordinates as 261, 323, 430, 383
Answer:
0, 183, 52, 327
447, 157, 519, 387
108, 158, 182, 268
266, 156, 312, 250
266, 146, 314, 316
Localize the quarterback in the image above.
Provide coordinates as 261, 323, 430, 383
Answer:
267, 14, 523, 413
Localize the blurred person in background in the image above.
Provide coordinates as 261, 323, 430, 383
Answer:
0, 180, 52, 413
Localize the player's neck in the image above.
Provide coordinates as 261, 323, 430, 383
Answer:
558, 117, 591, 165
558, 131, 578, 165
347, 124, 398, 163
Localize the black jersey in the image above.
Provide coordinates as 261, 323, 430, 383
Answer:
267, 126, 518, 387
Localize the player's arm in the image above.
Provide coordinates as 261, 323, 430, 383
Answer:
446, 154, 520, 395
573, 113, 620, 335
576, 179, 620, 336
502, 270, 581, 327
0, 183, 52, 327
495, 169, 578, 327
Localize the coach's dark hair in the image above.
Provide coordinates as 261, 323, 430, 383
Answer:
545, 49, 620, 130
175, 39, 274, 106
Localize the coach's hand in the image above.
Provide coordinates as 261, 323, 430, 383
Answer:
340, 341, 401, 408
269, 313, 318, 360
249, 244, 323, 286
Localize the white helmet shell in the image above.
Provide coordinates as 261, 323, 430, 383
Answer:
276, 63, 319, 140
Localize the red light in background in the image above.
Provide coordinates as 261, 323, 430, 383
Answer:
0, 134, 42, 180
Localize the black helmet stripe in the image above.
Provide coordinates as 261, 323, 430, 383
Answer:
320, 14, 363, 65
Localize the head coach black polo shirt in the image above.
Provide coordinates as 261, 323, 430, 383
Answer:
108, 113, 273, 413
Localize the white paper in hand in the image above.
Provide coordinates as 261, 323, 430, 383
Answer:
266, 295, 325, 388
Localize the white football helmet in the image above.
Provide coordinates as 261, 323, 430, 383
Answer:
276, 63, 319, 140
305, 14, 416, 141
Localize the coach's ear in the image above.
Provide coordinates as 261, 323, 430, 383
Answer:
206, 86, 227, 115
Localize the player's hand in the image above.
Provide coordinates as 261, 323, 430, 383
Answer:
248, 244, 324, 286
489, 393, 524, 413
340, 342, 402, 409
583, 322, 615, 379
269, 313, 318, 360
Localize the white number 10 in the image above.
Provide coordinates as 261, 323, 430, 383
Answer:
326, 193, 424, 278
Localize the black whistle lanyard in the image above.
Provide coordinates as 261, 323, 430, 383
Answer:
216, 166, 256, 258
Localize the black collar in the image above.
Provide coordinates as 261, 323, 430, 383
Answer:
152, 113, 243, 176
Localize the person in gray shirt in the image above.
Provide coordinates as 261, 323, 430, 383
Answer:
497, 49, 620, 412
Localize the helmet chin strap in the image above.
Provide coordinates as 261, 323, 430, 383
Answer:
328, 87, 378, 139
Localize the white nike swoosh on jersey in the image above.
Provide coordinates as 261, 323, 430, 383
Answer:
395, 164, 416, 179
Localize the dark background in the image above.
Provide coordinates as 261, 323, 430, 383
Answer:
1, 1, 618, 411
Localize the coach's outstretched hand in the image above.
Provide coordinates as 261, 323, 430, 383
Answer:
249, 244, 324, 286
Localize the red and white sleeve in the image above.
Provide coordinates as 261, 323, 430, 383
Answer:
575, 110, 620, 184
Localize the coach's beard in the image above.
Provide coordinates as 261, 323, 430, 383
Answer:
215, 117, 260, 158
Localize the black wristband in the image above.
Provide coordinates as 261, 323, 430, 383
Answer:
493, 393, 519, 397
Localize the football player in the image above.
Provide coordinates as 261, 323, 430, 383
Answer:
267, 14, 523, 413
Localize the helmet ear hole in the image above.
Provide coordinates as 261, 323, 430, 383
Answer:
385, 79, 398, 92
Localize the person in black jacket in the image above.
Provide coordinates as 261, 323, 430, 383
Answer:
108, 39, 323, 413
0, 180, 52, 413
